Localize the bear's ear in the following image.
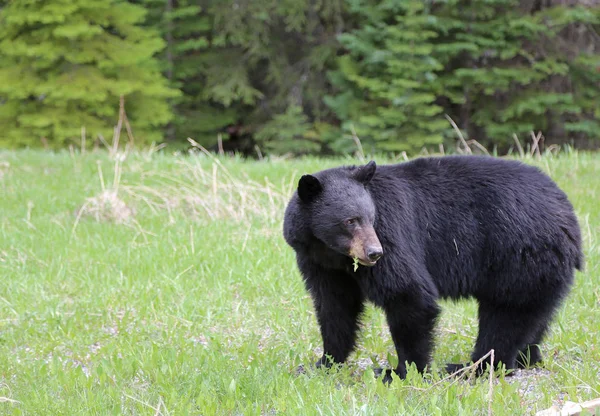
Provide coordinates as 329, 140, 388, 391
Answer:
354, 160, 376, 184
298, 174, 323, 203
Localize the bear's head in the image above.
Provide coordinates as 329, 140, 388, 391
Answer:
296, 161, 383, 267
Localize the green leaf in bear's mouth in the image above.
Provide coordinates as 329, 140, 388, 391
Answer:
353, 257, 359, 272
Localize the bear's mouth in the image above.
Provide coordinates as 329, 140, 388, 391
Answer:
356, 257, 378, 267
350, 253, 382, 268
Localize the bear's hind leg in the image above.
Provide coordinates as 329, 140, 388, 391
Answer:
516, 319, 551, 369
517, 344, 542, 369
470, 303, 545, 374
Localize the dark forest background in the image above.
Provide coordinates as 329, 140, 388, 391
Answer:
1, 0, 599, 156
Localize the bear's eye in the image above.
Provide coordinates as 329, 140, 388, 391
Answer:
344, 218, 359, 227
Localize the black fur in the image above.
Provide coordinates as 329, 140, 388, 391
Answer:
283, 155, 583, 381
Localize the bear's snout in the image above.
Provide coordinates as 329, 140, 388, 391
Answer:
349, 226, 383, 266
366, 246, 383, 262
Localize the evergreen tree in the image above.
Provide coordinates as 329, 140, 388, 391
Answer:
137, 0, 255, 149
1, 0, 597, 153
433, 0, 600, 147
324, 0, 448, 154
142, 0, 348, 154
0, 0, 177, 148
228, 0, 348, 154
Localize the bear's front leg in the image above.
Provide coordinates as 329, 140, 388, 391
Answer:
302, 266, 365, 369
384, 294, 440, 382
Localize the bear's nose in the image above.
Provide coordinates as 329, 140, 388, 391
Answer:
366, 247, 383, 262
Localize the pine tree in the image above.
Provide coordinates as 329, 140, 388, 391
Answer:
141, 0, 348, 154
235, 0, 349, 154
0, 0, 177, 148
134, 0, 239, 147
433, 0, 600, 147
324, 0, 448, 154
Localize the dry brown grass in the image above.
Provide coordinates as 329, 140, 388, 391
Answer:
0, 161, 9, 180
73, 139, 294, 234
116, 139, 293, 224
72, 97, 294, 231
77, 190, 135, 224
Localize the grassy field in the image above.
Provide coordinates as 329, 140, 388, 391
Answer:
0, 148, 598, 415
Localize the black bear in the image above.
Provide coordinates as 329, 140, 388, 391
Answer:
283, 155, 583, 381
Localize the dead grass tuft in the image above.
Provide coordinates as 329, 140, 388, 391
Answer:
0, 161, 9, 180
71, 139, 295, 236
113, 139, 295, 224
77, 190, 135, 224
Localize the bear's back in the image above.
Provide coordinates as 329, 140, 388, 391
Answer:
368, 156, 582, 301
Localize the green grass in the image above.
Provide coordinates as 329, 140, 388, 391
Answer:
0, 149, 598, 415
